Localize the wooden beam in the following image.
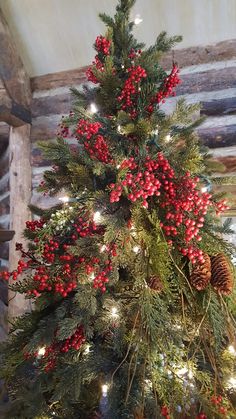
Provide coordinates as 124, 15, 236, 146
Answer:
31, 66, 87, 92
176, 66, 236, 96
198, 124, 236, 148
8, 125, 32, 320
160, 39, 236, 70
201, 97, 236, 116
0, 8, 31, 126
0, 230, 14, 242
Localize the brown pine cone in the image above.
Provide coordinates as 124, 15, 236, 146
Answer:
190, 254, 211, 291
147, 275, 163, 292
211, 253, 234, 295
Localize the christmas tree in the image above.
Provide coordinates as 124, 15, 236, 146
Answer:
1, 1, 236, 417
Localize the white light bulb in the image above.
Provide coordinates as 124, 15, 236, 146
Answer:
176, 367, 188, 377
90, 103, 98, 114
121, 65, 125, 69
134, 15, 143, 25
102, 384, 109, 395
154, 128, 159, 135
111, 306, 118, 317
165, 134, 171, 142
130, 227, 137, 238
228, 345, 236, 355
133, 246, 140, 253
93, 211, 101, 223
89, 273, 95, 281
117, 125, 121, 133
145, 379, 152, 387
37, 346, 46, 357
59, 196, 69, 203
201, 186, 208, 193
228, 377, 236, 388
116, 164, 121, 169
175, 324, 182, 330
188, 370, 194, 379
100, 244, 107, 253
84, 344, 90, 354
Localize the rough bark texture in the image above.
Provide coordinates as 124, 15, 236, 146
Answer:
0, 8, 31, 126
8, 124, 32, 321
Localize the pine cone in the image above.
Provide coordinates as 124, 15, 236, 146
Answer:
211, 253, 234, 296
147, 275, 163, 292
190, 254, 211, 291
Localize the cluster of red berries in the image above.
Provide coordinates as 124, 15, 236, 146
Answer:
56, 113, 75, 138
86, 56, 104, 84
85, 134, 113, 164
2, 255, 31, 282
73, 216, 104, 238
44, 343, 58, 372
76, 119, 112, 164
76, 119, 101, 138
211, 395, 228, 416
110, 154, 228, 264
161, 405, 170, 418
28, 262, 77, 298
57, 122, 70, 138
93, 262, 113, 292
95, 35, 111, 55
86, 36, 112, 83
215, 199, 230, 216
118, 65, 147, 118
25, 326, 86, 372
2, 209, 116, 297
110, 154, 164, 208
159, 172, 212, 264
147, 64, 181, 114
109, 153, 173, 206
38, 179, 49, 196
128, 48, 142, 60
42, 239, 59, 263
60, 326, 85, 353
26, 219, 45, 232
162, 405, 227, 419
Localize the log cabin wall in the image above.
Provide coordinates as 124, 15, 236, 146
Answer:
29, 39, 236, 211
0, 126, 10, 341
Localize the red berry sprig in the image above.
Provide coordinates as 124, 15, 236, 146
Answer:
161, 405, 170, 418
86, 56, 105, 84
95, 35, 111, 55
76, 119, 113, 164
118, 65, 147, 118
109, 153, 173, 208
25, 326, 86, 372
147, 64, 181, 114
215, 199, 230, 215
86, 36, 112, 83
26, 219, 45, 232
211, 395, 228, 416
2, 211, 116, 297
128, 48, 142, 60
60, 326, 85, 353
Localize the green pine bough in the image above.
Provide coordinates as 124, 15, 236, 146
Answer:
1, 1, 236, 418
